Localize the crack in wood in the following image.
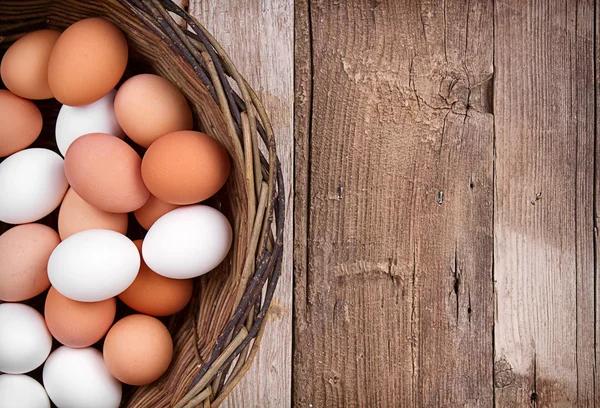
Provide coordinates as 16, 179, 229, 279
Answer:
453, 246, 460, 324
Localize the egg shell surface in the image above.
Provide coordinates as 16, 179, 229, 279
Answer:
0, 303, 52, 374
103, 314, 173, 385
58, 187, 128, 240
0, 29, 61, 100
48, 18, 128, 106
0, 90, 43, 157
133, 194, 180, 230
43, 346, 121, 408
0, 224, 59, 301
142, 205, 232, 279
114, 74, 193, 148
64, 133, 149, 213
48, 229, 140, 302
141, 130, 230, 205
0, 148, 68, 224
0, 374, 50, 408
44, 287, 116, 348
118, 240, 193, 316
55, 89, 124, 156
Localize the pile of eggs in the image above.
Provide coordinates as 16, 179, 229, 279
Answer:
0, 17, 233, 408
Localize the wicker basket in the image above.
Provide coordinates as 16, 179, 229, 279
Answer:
0, 1, 284, 407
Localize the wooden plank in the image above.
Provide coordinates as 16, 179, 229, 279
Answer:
494, 0, 596, 405
188, 1, 294, 407
294, 1, 494, 406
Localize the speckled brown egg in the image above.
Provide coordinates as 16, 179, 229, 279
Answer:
133, 194, 180, 230
114, 74, 193, 148
64, 133, 150, 213
1, 29, 61, 100
141, 130, 230, 205
48, 18, 128, 106
45, 287, 116, 348
103, 314, 173, 385
118, 240, 193, 316
58, 188, 128, 240
0, 224, 59, 301
0, 90, 42, 157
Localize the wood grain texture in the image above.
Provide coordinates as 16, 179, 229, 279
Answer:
188, 1, 294, 407
294, 1, 494, 406
494, 0, 596, 406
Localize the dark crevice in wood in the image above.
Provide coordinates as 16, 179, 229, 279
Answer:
574, 1, 580, 401
491, 0, 497, 406
467, 290, 472, 324
304, 0, 314, 314
593, 0, 598, 404
453, 246, 460, 324
594, 4, 599, 408
531, 353, 537, 407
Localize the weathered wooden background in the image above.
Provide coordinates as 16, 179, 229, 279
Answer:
192, 0, 597, 406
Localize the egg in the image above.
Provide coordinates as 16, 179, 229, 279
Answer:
0, 90, 43, 157
58, 188, 128, 240
133, 194, 180, 230
143, 205, 232, 279
48, 18, 128, 106
43, 347, 122, 408
0, 148, 68, 224
45, 287, 116, 348
0, 303, 52, 374
55, 89, 125, 156
64, 133, 150, 213
48, 229, 140, 302
141, 130, 230, 205
103, 314, 173, 385
119, 240, 193, 316
0, 375, 50, 408
114, 74, 193, 148
1, 30, 61, 100
0, 224, 59, 301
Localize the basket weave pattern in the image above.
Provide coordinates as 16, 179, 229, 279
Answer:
0, 1, 285, 407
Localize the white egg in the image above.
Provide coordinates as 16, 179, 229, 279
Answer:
143, 205, 232, 279
43, 347, 121, 408
0, 374, 50, 408
55, 89, 124, 156
48, 229, 140, 302
0, 303, 52, 374
0, 148, 68, 224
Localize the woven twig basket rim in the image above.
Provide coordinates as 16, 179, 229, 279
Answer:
0, 1, 285, 407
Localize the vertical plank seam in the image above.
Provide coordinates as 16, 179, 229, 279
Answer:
305, 0, 314, 315
492, 0, 497, 406
574, 1, 580, 403
593, 0, 598, 405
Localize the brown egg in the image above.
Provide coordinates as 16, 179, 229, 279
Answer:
0, 224, 59, 301
58, 188, 128, 240
0, 90, 42, 157
64, 133, 150, 213
45, 287, 116, 348
48, 18, 128, 106
141, 130, 230, 205
103, 314, 173, 385
114, 74, 193, 148
119, 240, 193, 316
1, 30, 61, 99
133, 194, 180, 230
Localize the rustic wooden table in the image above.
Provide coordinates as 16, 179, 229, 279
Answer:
189, 0, 596, 406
